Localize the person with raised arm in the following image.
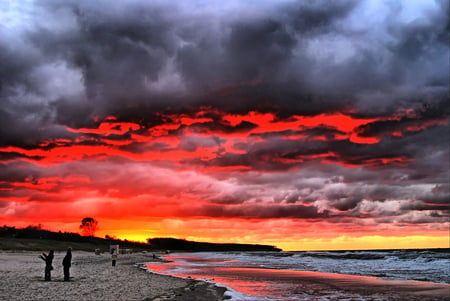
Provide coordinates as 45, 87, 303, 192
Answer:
39, 250, 54, 281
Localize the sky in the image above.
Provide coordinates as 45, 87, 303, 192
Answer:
0, 0, 448, 251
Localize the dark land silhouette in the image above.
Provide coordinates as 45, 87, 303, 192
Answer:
148, 237, 281, 252
0, 225, 153, 252
0, 225, 281, 252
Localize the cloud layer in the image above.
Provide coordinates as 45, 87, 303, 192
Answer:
0, 0, 448, 247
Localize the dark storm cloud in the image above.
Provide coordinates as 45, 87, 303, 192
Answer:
190, 137, 333, 171
0, 162, 42, 182
355, 98, 450, 138
253, 126, 346, 140
191, 117, 448, 173
178, 120, 258, 136
189, 203, 329, 219
400, 201, 449, 212
209, 191, 254, 205
1, 0, 448, 147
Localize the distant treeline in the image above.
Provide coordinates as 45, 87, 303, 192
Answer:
1, 226, 281, 252
148, 237, 281, 252
0, 225, 152, 251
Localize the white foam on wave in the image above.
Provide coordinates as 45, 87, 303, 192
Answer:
193, 250, 449, 283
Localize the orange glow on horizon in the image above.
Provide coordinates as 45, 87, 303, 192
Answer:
86, 231, 450, 252
8, 217, 447, 252
82, 229, 450, 251
100, 231, 450, 252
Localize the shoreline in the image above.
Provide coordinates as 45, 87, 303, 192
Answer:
146, 253, 450, 301
135, 261, 228, 301
0, 251, 226, 301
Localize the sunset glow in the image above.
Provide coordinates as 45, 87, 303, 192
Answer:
0, 0, 448, 251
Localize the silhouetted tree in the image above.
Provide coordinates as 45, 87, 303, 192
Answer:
79, 217, 98, 236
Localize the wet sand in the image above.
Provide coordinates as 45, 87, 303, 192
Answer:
0, 251, 226, 301
212, 267, 450, 300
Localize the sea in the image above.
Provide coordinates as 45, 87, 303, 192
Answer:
144, 249, 450, 300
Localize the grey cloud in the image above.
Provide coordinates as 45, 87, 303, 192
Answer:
399, 201, 449, 212
355, 98, 449, 138
0, 162, 42, 182
190, 203, 329, 219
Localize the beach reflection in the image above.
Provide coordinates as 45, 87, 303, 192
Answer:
145, 254, 355, 300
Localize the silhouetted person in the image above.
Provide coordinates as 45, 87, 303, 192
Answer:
39, 250, 54, 281
111, 250, 117, 267
62, 247, 72, 281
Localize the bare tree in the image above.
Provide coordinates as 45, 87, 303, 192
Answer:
79, 217, 98, 236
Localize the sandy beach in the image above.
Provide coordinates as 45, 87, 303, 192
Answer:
0, 251, 226, 301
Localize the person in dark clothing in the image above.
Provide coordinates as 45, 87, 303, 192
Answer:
111, 250, 117, 267
39, 250, 54, 281
62, 247, 72, 281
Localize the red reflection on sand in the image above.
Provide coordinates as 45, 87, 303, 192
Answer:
145, 261, 270, 296
205, 276, 271, 296
144, 263, 171, 274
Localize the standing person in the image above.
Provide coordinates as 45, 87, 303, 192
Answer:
111, 250, 117, 267
62, 247, 72, 281
39, 250, 54, 281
